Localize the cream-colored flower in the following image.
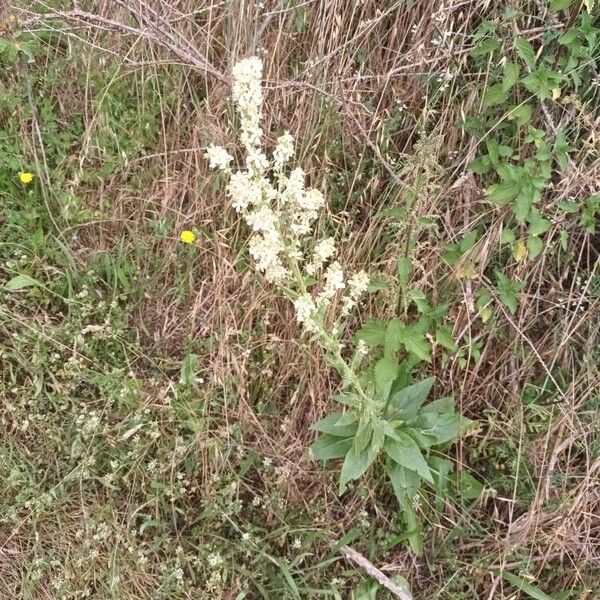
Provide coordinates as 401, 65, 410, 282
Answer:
204, 144, 233, 170
305, 237, 336, 275
318, 261, 345, 306
294, 294, 318, 331
273, 131, 294, 170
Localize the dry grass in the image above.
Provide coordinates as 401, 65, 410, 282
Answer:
1, 0, 599, 598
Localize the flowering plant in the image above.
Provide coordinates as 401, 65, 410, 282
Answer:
205, 57, 470, 555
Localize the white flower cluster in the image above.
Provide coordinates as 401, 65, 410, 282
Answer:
204, 57, 369, 334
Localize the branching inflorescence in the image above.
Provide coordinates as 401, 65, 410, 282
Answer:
205, 57, 369, 376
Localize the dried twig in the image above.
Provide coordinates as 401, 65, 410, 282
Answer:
341, 545, 414, 600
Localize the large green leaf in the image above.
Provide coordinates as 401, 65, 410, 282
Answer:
384, 319, 404, 358
412, 412, 462, 445
486, 181, 520, 205
387, 377, 435, 420
374, 357, 399, 401
310, 434, 353, 461
383, 434, 433, 482
355, 320, 386, 347
402, 324, 431, 362
312, 413, 358, 437
339, 444, 378, 494
387, 461, 423, 555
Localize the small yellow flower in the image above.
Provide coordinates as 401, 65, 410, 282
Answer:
19, 171, 34, 184
179, 230, 196, 245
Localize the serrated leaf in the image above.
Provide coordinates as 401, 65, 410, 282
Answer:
514, 191, 533, 223
527, 210, 551, 235
384, 319, 404, 358
495, 270, 523, 314
402, 325, 431, 362
508, 103, 533, 125
486, 182, 520, 205
527, 235, 544, 259
436, 325, 457, 351
383, 434, 433, 482
410, 289, 431, 314
471, 37, 501, 57
514, 36, 536, 67
355, 320, 386, 347
502, 61, 520, 92
483, 83, 508, 110
310, 434, 353, 460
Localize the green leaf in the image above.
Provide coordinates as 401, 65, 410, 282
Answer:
411, 412, 462, 446
339, 444, 378, 493
483, 83, 508, 110
495, 270, 523, 314
375, 357, 400, 400
514, 36, 536, 67
356, 320, 386, 347
5, 274, 41, 290
410, 289, 431, 314
549, 0, 573, 11
486, 181, 520, 205
557, 199, 579, 214
458, 470, 485, 499
310, 434, 353, 460
527, 235, 544, 259
508, 103, 533, 125
386, 461, 425, 555
402, 324, 431, 362
421, 395, 455, 415
514, 191, 533, 224
527, 209, 551, 235
312, 413, 358, 437
179, 352, 200, 387
396, 256, 412, 286
429, 456, 452, 499
553, 129, 574, 169
436, 325, 457, 351
387, 460, 421, 503
502, 61, 520, 92
383, 434, 433, 482
353, 419, 374, 453
471, 37, 501, 57
388, 377, 435, 420
470, 155, 492, 174
384, 319, 404, 358
501, 572, 556, 600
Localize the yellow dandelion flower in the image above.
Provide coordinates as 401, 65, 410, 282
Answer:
180, 230, 196, 244
19, 172, 34, 184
